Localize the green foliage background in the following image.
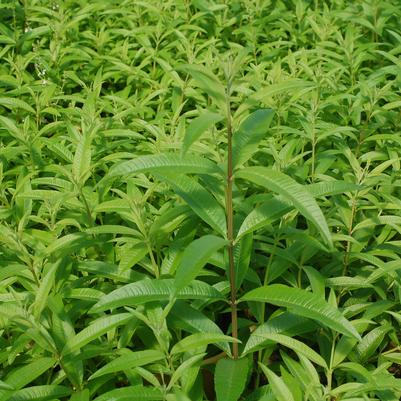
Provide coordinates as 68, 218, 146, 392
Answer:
1, 0, 401, 400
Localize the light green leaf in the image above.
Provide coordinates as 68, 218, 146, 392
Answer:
0, 358, 55, 392
167, 353, 206, 391
182, 111, 224, 155
241, 285, 360, 339
92, 386, 163, 401
170, 301, 231, 355
62, 313, 134, 355
233, 233, 253, 288
244, 333, 327, 368
7, 385, 71, 401
237, 197, 291, 240
236, 167, 332, 247
108, 154, 220, 178
159, 173, 226, 235
0, 97, 35, 114
69, 389, 89, 401
89, 350, 165, 380
175, 235, 227, 291
177, 64, 226, 104
72, 133, 92, 185
259, 364, 295, 401
215, 358, 249, 401
171, 333, 239, 355
91, 279, 224, 313
232, 109, 274, 169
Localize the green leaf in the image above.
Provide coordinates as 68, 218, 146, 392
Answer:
232, 109, 274, 169
169, 301, 231, 355
69, 389, 89, 401
259, 364, 295, 401
72, 133, 92, 185
177, 64, 226, 104
91, 279, 224, 313
0, 97, 35, 114
236, 167, 332, 247
7, 385, 71, 401
167, 353, 206, 391
159, 173, 226, 235
170, 333, 239, 355
174, 235, 227, 291
215, 358, 249, 401
243, 312, 316, 355
237, 197, 291, 240
92, 386, 164, 401
108, 154, 220, 178
89, 350, 165, 380
233, 233, 253, 288
241, 285, 360, 339
182, 111, 224, 155
1, 358, 55, 392
353, 324, 392, 363
244, 333, 327, 368
62, 313, 134, 355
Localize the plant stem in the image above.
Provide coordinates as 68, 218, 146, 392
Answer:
225, 83, 238, 359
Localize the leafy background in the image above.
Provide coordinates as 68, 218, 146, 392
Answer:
1, 0, 401, 400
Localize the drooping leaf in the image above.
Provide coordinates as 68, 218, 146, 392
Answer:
92, 386, 164, 401
63, 313, 134, 355
236, 167, 332, 247
159, 173, 226, 235
170, 333, 239, 355
107, 154, 220, 179
241, 285, 360, 339
177, 64, 226, 104
89, 350, 165, 379
7, 385, 71, 401
244, 333, 327, 368
91, 279, 224, 313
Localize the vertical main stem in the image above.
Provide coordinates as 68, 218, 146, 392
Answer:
226, 86, 238, 359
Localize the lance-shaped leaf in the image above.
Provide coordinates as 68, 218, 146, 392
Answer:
92, 386, 164, 401
259, 364, 295, 401
89, 350, 165, 380
107, 154, 220, 179
177, 64, 226, 104
0, 358, 56, 397
0, 97, 35, 114
90, 279, 224, 313
175, 235, 227, 291
7, 385, 71, 401
243, 312, 316, 355
182, 111, 224, 155
241, 285, 360, 340
233, 233, 253, 288
62, 313, 134, 355
215, 358, 249, 401
72, 133, 92, 185
169, 301, 231, 355
237, 197, 292, 240
232, 109, 274, 169
236, 167, 332, 247
159, 173, 226, 235
245, 333, 327, 368
170, 333, 239, 355
69, 389, 89, 401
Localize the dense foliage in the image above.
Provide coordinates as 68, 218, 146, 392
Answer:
1, 0, 401, 400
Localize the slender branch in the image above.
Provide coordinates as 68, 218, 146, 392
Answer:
225, 81, 238, 359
